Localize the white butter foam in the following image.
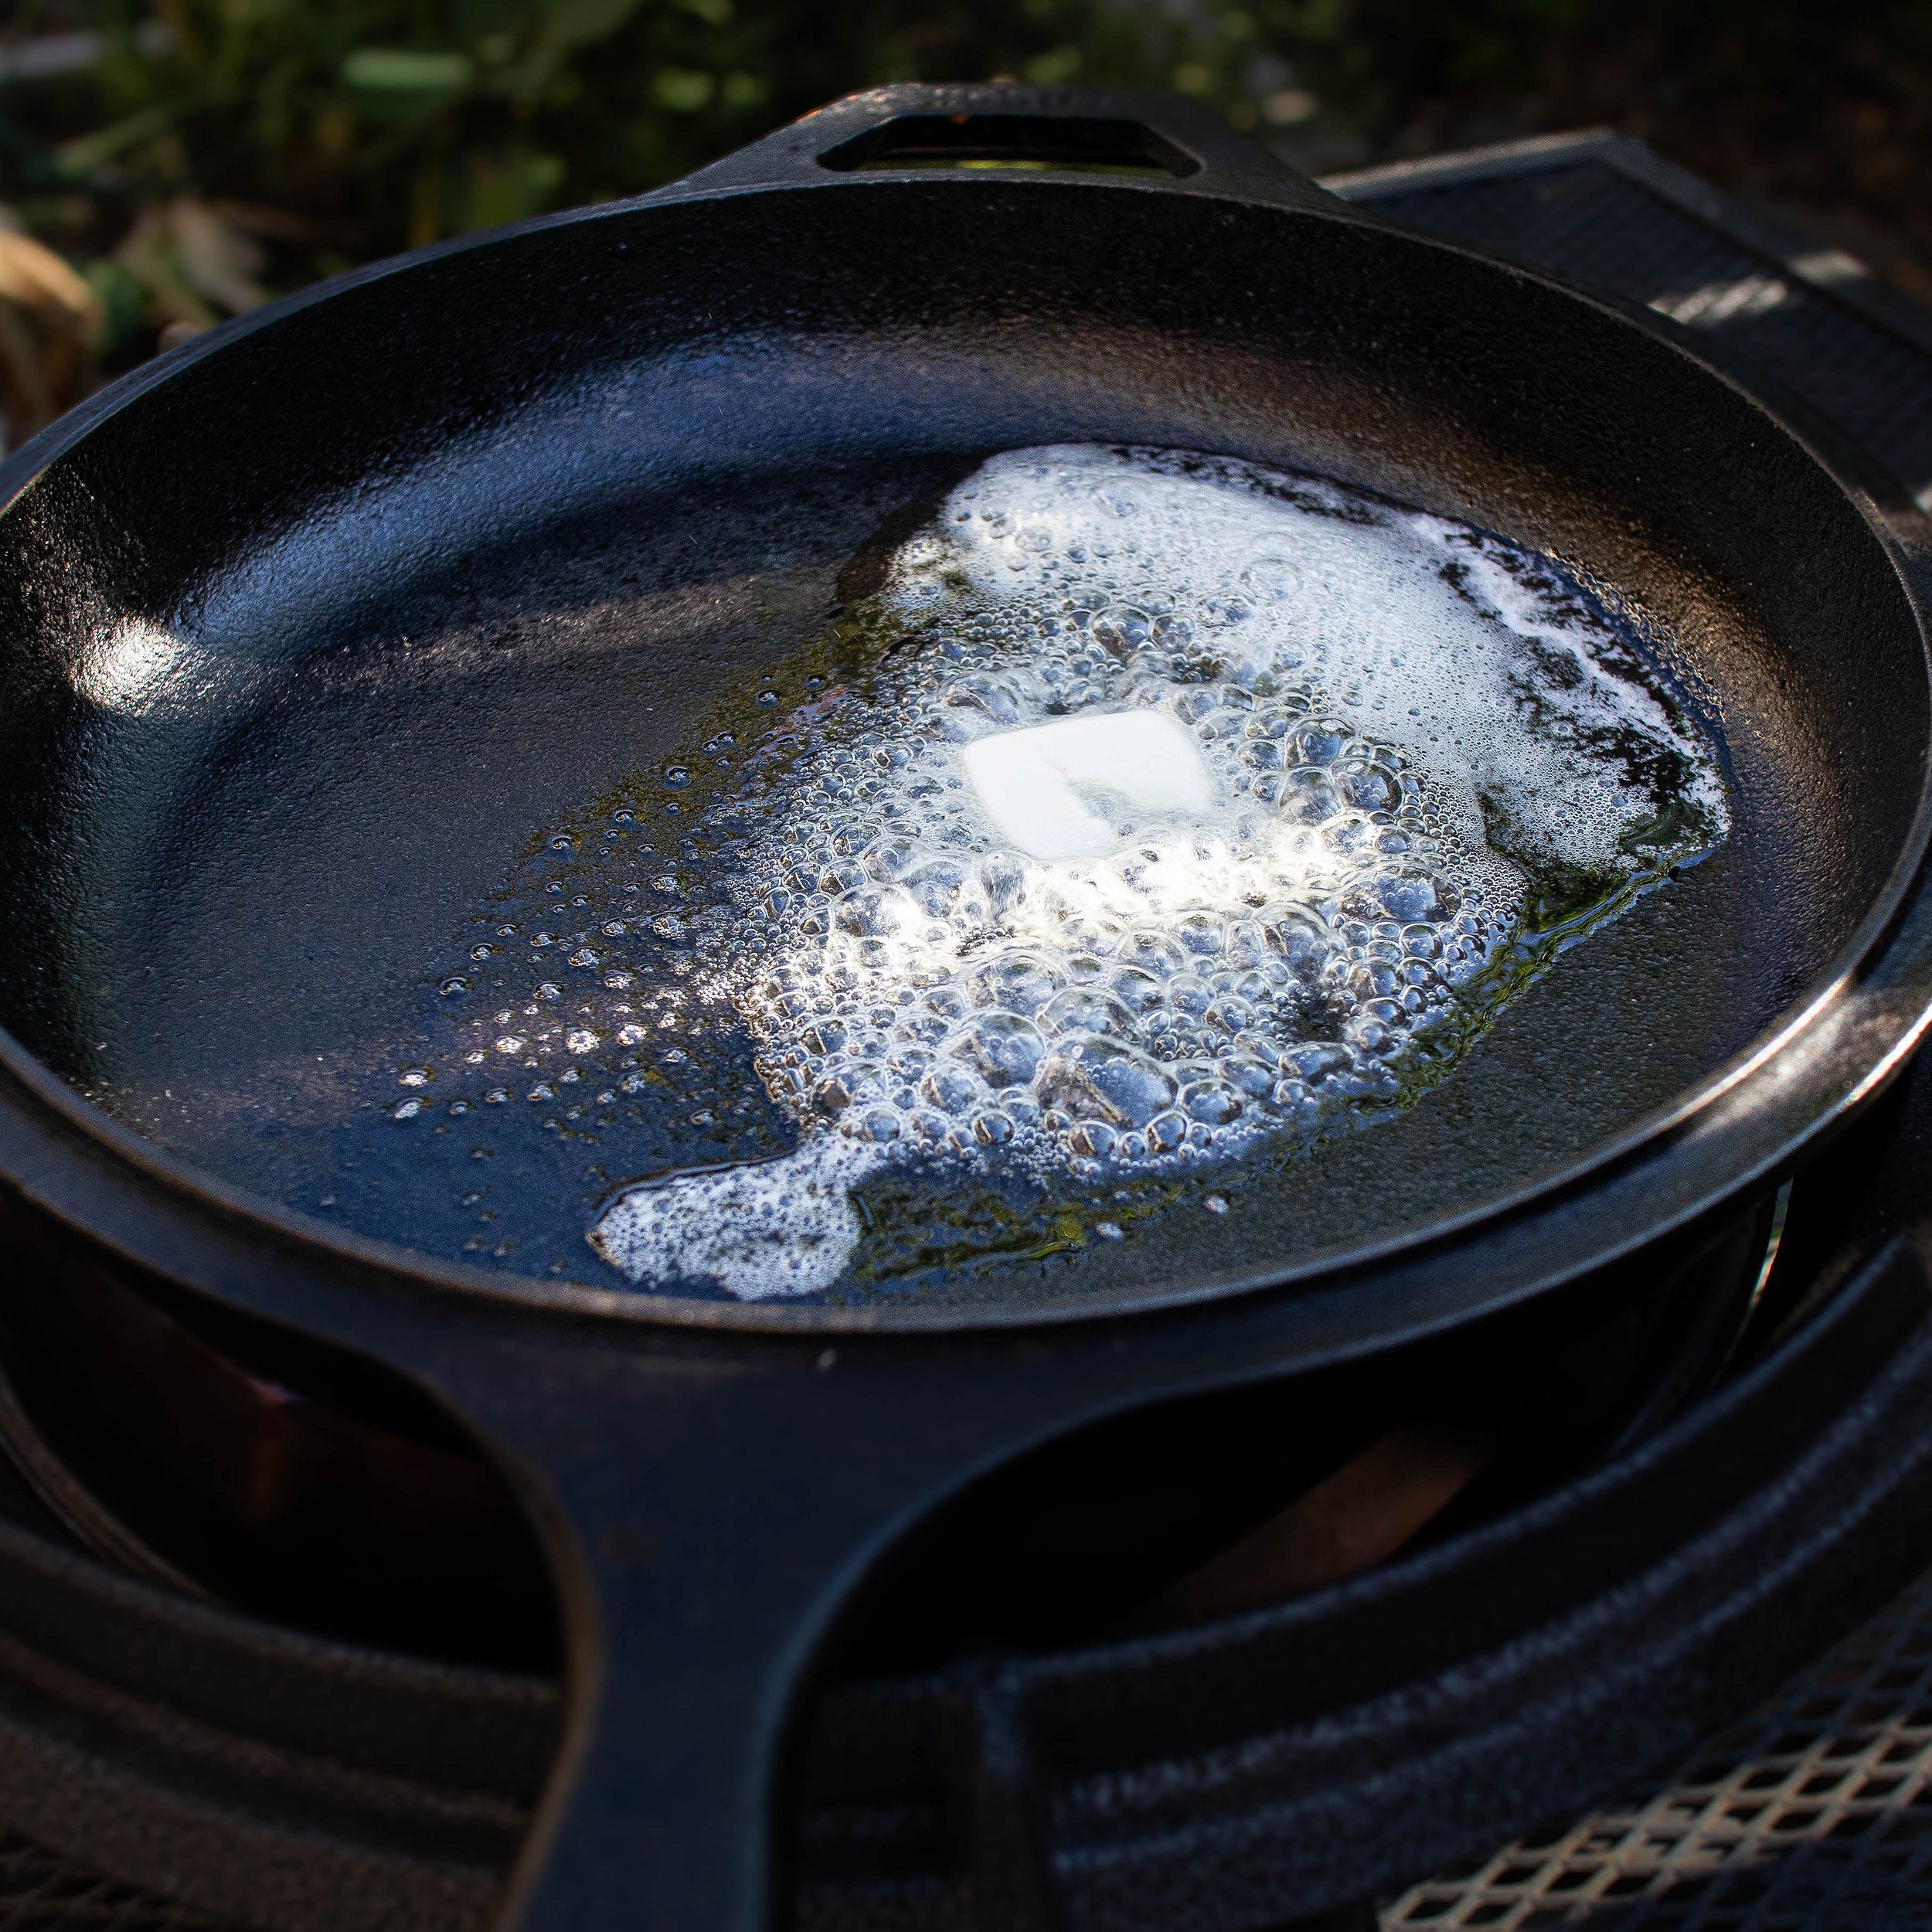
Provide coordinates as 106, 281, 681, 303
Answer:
587, 446, 1729, 1298
588, 1138, 877, 1300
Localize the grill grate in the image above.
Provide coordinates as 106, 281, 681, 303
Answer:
1383, 1566, 1932, 1930
0, 1836, 228, 1931
1333, 138, 1932, 509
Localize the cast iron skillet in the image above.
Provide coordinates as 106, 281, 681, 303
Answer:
1, 83, 1930, 1930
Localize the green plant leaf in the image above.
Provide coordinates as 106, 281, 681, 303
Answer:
651, 68, 716, 112
342, 47, 475, 94
54, 100, 183, 175
540, 0, 651, 51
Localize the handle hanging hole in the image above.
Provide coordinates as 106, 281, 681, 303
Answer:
817, 114, 1200, 179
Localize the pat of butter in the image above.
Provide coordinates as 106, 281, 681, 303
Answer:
960, 709, 1216, 862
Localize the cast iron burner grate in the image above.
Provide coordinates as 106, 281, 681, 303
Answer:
5, 131, 1932, 1932
20, 1558, 1932, 1932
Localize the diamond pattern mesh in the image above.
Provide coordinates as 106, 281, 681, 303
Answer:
1382, 1567, 1932, 1930
0, 1837, 230, 1930
1353, 156, 1932, 505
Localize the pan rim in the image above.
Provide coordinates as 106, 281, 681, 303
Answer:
2, 169, 1930, 1338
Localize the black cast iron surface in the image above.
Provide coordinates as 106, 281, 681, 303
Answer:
2, 90, 1932, 1932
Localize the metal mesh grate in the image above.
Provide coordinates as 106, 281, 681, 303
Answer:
1383, 1566, 1932, 1929
0, 1836, 229, 1932
1349, 153, 1932, 507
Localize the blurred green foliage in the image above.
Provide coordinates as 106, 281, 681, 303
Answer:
0, 0, 1276, 363
1, 0, 1930, 379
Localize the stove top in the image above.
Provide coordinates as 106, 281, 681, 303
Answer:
2, 131, 1931, 1932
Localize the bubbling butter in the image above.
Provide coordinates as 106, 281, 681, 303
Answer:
579, 446, 1730, 1298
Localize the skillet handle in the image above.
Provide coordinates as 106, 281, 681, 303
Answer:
657, 82, 1345, 216
412, 1310, 1149, 1932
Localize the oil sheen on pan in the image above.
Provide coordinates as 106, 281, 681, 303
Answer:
386, 445, 1730, 1302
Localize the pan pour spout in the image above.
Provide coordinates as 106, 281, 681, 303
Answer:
585, 445, 1730, 1299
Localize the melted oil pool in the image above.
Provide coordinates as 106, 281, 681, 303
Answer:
398, 447, 1730, 1301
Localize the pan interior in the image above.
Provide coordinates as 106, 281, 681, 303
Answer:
0, 182, 1921, 1318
